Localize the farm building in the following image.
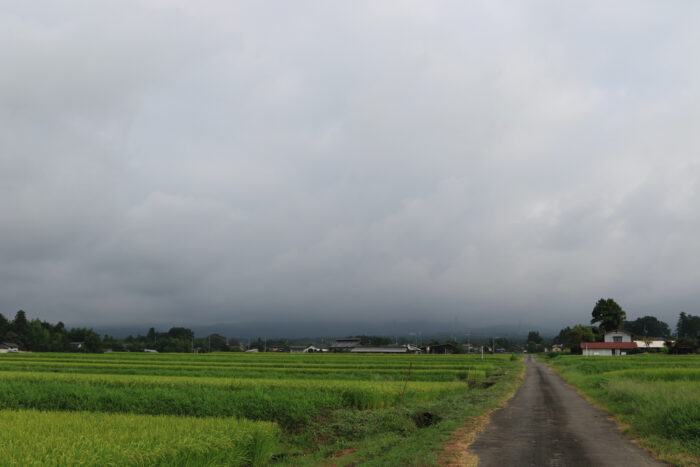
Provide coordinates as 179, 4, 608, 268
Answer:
580, 342, 637, 356
350, 344, 421, 354
633, 339, 668, 350
330, 338, 362, 352
0, 342, 20, 353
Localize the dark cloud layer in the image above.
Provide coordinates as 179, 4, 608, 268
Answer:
2, 1, 699, 331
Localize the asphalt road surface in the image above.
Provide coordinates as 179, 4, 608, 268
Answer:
469, 356, 666, 467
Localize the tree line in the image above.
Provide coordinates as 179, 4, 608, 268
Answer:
0, 310, 102, 353
0, 310, 243, 354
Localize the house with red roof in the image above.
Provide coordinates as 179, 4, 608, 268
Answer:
581, 330, 637, 356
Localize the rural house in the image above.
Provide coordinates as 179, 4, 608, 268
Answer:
0, 342, 20, 353
581, 330, 637, 356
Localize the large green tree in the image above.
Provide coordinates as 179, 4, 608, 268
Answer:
624, 316, 671, 338
591, 298, 626, 332
677, 312, 700, 339
12, 310, 28, 336
565, 325, 596, 354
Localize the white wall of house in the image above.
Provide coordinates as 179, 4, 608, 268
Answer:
583, 347, 630, 356
604, 330, 632, 343
633, 340, 666, 349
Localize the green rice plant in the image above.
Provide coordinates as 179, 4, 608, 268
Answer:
607, 368, 700, 382
0, 409, 278, 466
0, 351, 502, 371
604, 379, 700, 444
0, 358, 492, 381
0, 371, 469, 427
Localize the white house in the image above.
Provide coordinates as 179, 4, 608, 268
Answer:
581, 330, 636, 356
0, 342, 20, 353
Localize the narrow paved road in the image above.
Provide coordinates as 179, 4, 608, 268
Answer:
469, 356, 666, 467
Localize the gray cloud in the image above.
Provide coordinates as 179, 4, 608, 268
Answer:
2, 1, 700, 332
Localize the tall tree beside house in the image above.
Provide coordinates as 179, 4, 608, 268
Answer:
590, 298, 626, 332
558, 325, 596, 354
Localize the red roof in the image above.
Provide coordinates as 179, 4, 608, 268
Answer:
580, 342, 637, 349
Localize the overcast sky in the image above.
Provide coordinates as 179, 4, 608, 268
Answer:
2, 1, 699, 331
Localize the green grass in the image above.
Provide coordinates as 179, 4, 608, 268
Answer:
0, 409, 278, 466
546, 354, 700, 466
0, 371, 470, 427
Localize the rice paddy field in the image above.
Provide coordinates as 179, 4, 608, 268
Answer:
546, 354, 700, 466
0, 352, 521, 466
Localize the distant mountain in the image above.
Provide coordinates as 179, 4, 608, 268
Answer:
91, 320, 557, 340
